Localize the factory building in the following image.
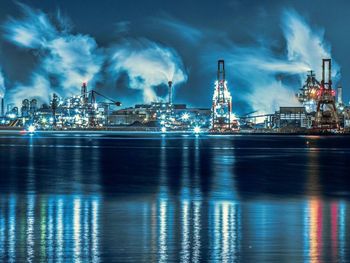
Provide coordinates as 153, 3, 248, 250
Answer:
109, 103, 211, 130
273, 107, 310, 130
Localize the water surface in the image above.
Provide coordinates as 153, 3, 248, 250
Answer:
0, 133, 350, 262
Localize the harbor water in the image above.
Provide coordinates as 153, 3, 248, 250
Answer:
0, 132, 350, 262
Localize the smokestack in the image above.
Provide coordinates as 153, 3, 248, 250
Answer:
81, 82, 87, 97
338, 86, 343, 104
0, 97, 4, 117
81, 82, 87, 105
168, 80, 173, 105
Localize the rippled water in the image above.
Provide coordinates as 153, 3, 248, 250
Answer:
0, 132, 350, 262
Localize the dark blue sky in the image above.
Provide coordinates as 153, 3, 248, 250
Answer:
0, 0, 349, 112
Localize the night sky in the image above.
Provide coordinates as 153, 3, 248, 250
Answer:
0, 0, 349, 114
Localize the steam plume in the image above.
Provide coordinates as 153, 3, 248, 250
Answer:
4, 3, 104, 104
218, 9, 339, 115
109, 39, 187, 103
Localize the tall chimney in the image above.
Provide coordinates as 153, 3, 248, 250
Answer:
168, 81, 173, 105
0, 97, 4, 117
81, 82, 88, 105
81, 82, 87, 97
338, 86, 343, 104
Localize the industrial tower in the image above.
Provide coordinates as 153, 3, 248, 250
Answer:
211, 60, 233, 131
314, 59, 339, 130
81, 82, 88, 106
297, 70, 321, 112
168, 80, 173, 105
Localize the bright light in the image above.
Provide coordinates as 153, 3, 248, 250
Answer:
194, 126, 201, 134
28, 125, 36, 133
42, 118, 47, 124
181, 113, 190, 121
8, 113, 16, 119
161, 127, 167, 133
230, 113, 237, 121
160, 114, 166, 120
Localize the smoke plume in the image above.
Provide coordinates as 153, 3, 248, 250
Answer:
282, 9, 340, 80
217, 9, 339, 115
4, 4, 187, 106
4, 3, 104, 104
109, 39, 187, 103
8, 74, 51, 106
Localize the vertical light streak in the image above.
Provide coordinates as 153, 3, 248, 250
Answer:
309, 198, 322, 263
338, 202, 345, 263
83, 200, 90, 259
303, 201, 310, 263
181, 137, 190, 200
180, 201, 190, 263
222, 203, 229, 263
40, 197, 47, 261
91, 198, 100, 263
193, 133, 202, 262
229, 203, 236, 263
0, 200, 5, 260
56, 197, 64, 263
193, 136, 201, 200
193, 201, 201, 263
158, 200, 167, 263
142, 202, 150, 261
180, 137, 190, 263
305, 147, 322, 263
330, 203, 338, 262
8, 195, 16, 263
74, 197, 81, 263
47, 197, 54, 263
26, 194, 35, 263
212, 203, 221, 262
158, 136, 168, 263
151, 203, 157, 263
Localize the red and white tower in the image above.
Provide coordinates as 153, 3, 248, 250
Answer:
314, 59, 339, 130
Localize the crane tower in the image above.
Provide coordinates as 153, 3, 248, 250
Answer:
211, 60, 233, 131
314, 59, 339, 130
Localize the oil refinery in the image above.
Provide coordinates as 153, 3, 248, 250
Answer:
0, 58, 349, 134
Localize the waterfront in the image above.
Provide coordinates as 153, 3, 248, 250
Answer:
0, 133, 350, 262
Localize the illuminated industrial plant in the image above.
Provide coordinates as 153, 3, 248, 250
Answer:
0, 58, 349, 134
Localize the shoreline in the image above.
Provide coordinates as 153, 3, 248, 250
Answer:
1, 128, 350, 136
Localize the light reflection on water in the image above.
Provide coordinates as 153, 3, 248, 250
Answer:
0, 195, 100, 263
0, 134, 349, 262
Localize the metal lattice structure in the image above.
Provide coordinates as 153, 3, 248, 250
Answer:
211, 60, 233, 131
297, 70, 321, 113
314, 59, 339, 130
